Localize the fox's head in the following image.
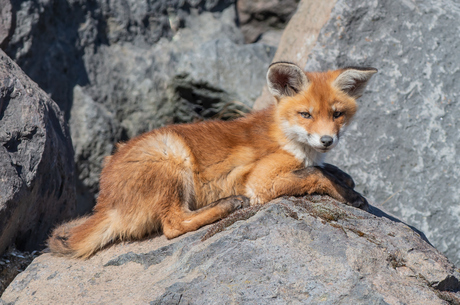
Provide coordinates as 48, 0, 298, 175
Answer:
267, 62, 376, 162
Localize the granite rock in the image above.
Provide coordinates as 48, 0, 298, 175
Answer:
170, 38, 275, 122
0, 0, 13, 49
237, 0, 300, 45
2, 196, 459, 304
0, 50, 77, 255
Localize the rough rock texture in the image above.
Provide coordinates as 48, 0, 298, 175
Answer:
0, 0, 13, 49
0, 247, 38, 295
237, 0, 300, 45
299, 0, 460, 267
3, 0, 275, 209
0, 50, 77, 255
2, 196, 459, 304
69, 85, 122, 214
171, 38, 275, 122
252, 0, 337, 110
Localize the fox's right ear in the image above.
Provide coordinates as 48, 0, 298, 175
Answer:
333, 67, 378, 99
267, 62, 309, 99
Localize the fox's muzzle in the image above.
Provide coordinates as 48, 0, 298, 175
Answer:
320, 135, 334, 147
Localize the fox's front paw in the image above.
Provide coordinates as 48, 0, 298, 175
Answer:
322, 163, 355, 189
347, 191, 369, 211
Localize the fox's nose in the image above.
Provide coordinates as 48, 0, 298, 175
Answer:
320, 136, 333, 147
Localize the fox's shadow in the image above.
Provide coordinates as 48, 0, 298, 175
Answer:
368, 204, 432, 246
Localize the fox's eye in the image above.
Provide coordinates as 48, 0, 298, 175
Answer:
299, 112, 311, 119
333, 111, 343, 119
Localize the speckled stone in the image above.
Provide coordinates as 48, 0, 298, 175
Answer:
0, 50, 77, 255
2, 197, 459, 304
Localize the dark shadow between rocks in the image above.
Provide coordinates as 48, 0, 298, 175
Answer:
5, 1, 97, 121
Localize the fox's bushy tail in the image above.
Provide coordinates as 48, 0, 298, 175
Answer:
47, 213, 117, 259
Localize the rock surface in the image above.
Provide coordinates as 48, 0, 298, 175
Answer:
0, 0, 12, 49
237, 0, 300, 45
296, 0, 460, 267
0, 50, 77, 254
3, 0, 276, 208
2, 196, 460, 304
0, 247, 38, 295
171, 37, 275, 122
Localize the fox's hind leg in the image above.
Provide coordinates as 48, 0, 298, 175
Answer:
162, 195, 249, 239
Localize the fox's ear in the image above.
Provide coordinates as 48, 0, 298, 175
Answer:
333, 67, 377, 99
267, 62, 309, 99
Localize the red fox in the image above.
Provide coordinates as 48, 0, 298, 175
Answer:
48, 62, 377, 258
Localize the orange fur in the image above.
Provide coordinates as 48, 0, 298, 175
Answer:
48, 62, 376, 258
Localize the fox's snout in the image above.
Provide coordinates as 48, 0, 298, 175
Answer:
314, 133, 338, 152
320, 135, 334, 147
304, 132, 339, 153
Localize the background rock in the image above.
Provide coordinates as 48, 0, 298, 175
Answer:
0, 247, 38, 295
170, 38, 275, 122
0, 50, 77, 255
0, 0, 13, 49
298, 0, 460, 267
69, 85, 122, 214
2, 196, 459, 304
252, 0, 337, 110
2, 0, 278, 210
236, 0, 300, 45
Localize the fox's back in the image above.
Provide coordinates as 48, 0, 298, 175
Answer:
168, 108, 279, 169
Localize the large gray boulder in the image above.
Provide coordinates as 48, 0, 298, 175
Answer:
302, 0, 460, 266
0, 0, 12, 49
0, 50, 76, 255
237, 0, 300, 45
170, 37, 275, 122
2, 197, 459, 304
3, 0, 276, 209
3, 0, 239, 117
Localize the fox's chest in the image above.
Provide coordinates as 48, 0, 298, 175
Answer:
281, 140, 325, 167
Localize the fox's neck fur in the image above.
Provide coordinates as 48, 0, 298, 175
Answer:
278, 127, 326, 167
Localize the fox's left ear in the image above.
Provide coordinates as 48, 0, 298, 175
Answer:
267, 62, 309, 99
333, 67, 377, 99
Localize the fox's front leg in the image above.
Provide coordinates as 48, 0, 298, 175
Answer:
297, 166, 368, 210
321, 163, 355, 189
247, 166, 368, 211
